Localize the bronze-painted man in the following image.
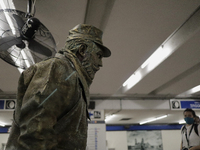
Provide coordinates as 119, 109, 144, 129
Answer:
6, 24, 111, 150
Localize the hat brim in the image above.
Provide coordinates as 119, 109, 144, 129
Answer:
94, 42, 111, 57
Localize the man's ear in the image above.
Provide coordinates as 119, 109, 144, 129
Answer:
78, 44, 87, 56
77, 44, 87, 61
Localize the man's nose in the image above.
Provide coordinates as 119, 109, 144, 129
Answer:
98, 59, 103, 67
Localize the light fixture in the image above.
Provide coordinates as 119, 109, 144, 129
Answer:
123, 71, 142, 88
121, 6, 200, 93
0, 121, 6, 127
179, 120, 185, 124
139, 115, 168, 125
105, 114, 116, 122
177, 85, 200, 97
146, 47, 173, 72
191, 85, 200, 93
141, 46, 172, 69
122, 46, 173, 92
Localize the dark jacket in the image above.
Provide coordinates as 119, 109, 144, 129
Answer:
6, 52, 90, 150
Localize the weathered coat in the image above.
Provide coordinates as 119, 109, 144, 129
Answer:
6, 52, 90, 150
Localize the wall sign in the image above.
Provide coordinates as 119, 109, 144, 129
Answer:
0, 99, 16, 110
87, 123, 106, 150
89, 110, 104, 121
170, 99, 200, 110
0, 100, 4, 109
87, 110, 106, 150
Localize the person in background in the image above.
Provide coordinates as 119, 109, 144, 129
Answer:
195, 116, 200, 124
180, 108, 200, 150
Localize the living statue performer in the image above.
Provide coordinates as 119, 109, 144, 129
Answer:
6, 24, 111, 150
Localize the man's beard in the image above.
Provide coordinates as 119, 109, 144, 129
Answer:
81, 55, 95, 80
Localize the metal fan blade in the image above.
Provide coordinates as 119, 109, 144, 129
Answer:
28, 39, 53, 56
12, 14, 25, 29
0, 54, 21, 68
0, 36, 23, 51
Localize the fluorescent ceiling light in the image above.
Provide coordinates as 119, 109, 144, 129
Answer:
191, 85, 200, 93
140, 115, 168, 125
141, 47, 172, 69
177, 85, 200, 97
105, 114, 116, 122
122, 46, 173, 91
123, 71, 142, 88
0, 122, 6, 127
146, 47, 173, 72
121, 6, 200, 93
179, 120, 185, 124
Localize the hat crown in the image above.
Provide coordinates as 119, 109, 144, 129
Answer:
67, 24, 111, 57
69, 24, 103, 44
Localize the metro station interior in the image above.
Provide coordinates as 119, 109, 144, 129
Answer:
0, 0, 200, 150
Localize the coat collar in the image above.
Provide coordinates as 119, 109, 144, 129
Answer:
55, 51, 91, 106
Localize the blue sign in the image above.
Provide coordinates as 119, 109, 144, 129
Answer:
0, 127, 9, 133
170, 99, 200, 110
181, 101, 200, 109
0, 100, 4, 109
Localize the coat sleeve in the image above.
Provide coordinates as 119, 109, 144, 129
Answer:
8, 58, 81, 150
6, 65, 36, 150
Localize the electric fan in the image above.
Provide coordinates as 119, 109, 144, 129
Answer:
0, 0, 57, 69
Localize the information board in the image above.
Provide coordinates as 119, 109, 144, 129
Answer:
170, 99, 200, 110
89, 110, 105, 121
86, 123, 106, 150
0, 99, 16, 111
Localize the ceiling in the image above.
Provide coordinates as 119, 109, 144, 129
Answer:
1, 0, 200, 126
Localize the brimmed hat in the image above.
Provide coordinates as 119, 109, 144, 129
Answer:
66, 24, 111, 57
